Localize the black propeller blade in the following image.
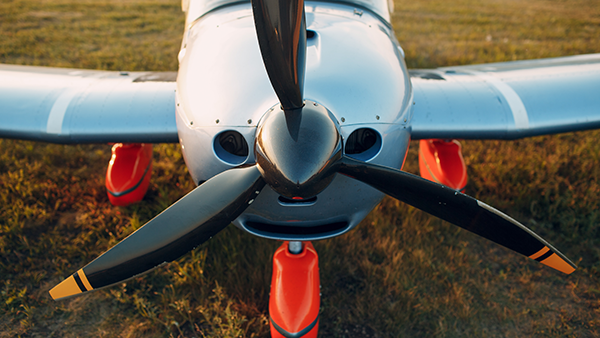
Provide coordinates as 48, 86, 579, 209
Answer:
50, 166, 265, 300
251, 0, 307, 111
338, 155, 576, 274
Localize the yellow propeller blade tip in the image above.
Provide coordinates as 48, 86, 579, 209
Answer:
49, 275, 83, 300
529, 246, 576, 274
540, 253, 576, 274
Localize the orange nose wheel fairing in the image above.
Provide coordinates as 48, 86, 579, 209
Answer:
418, 139, 468, 192
270, 241, 320, 338
105, 143, 153, 206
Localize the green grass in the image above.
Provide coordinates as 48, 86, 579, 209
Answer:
1, 0, 600, 336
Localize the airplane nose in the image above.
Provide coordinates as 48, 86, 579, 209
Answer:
255, 100, 342, 199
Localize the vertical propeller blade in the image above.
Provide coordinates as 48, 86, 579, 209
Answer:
50, 166, 265, 300
338, 156, 576, 274
251, 0, 307, 110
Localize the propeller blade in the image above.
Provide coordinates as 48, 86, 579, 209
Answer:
251, 0, 307, 111
338, 156, 576, 274
50, 165, 265, 300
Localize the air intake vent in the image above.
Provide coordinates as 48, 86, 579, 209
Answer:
214, 131, 249, 165
345, 128, 381, 161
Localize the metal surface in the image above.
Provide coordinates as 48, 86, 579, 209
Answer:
410, 54, 600, 140
86, 165, 264, 288
0, 64, 178, 144
177, 1, 411, 240
338, 156, 576, 273
255, 101, 342, 198
288, 241, 303, 254
51, 165, 265, 299
176, 2, 410, 128
252, 0, 307, 111
232, 121, 409, 240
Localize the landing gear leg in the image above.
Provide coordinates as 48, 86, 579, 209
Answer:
270, 241, 320, 338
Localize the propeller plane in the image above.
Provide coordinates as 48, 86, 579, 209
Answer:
2, 0, 600, 336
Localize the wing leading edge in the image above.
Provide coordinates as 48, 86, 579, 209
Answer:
410, 54, 600, 140
0, 64, 178, 144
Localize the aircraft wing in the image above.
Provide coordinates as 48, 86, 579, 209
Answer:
0, 64, 178, 144
410, 54, 600, 140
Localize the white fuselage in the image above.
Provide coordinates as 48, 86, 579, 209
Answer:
175, 0, 413, 240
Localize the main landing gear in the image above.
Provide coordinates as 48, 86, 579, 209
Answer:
105, 143, 153, 206
270, 241, 320, 338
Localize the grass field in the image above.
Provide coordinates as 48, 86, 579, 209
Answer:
1, 0, 600, 337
